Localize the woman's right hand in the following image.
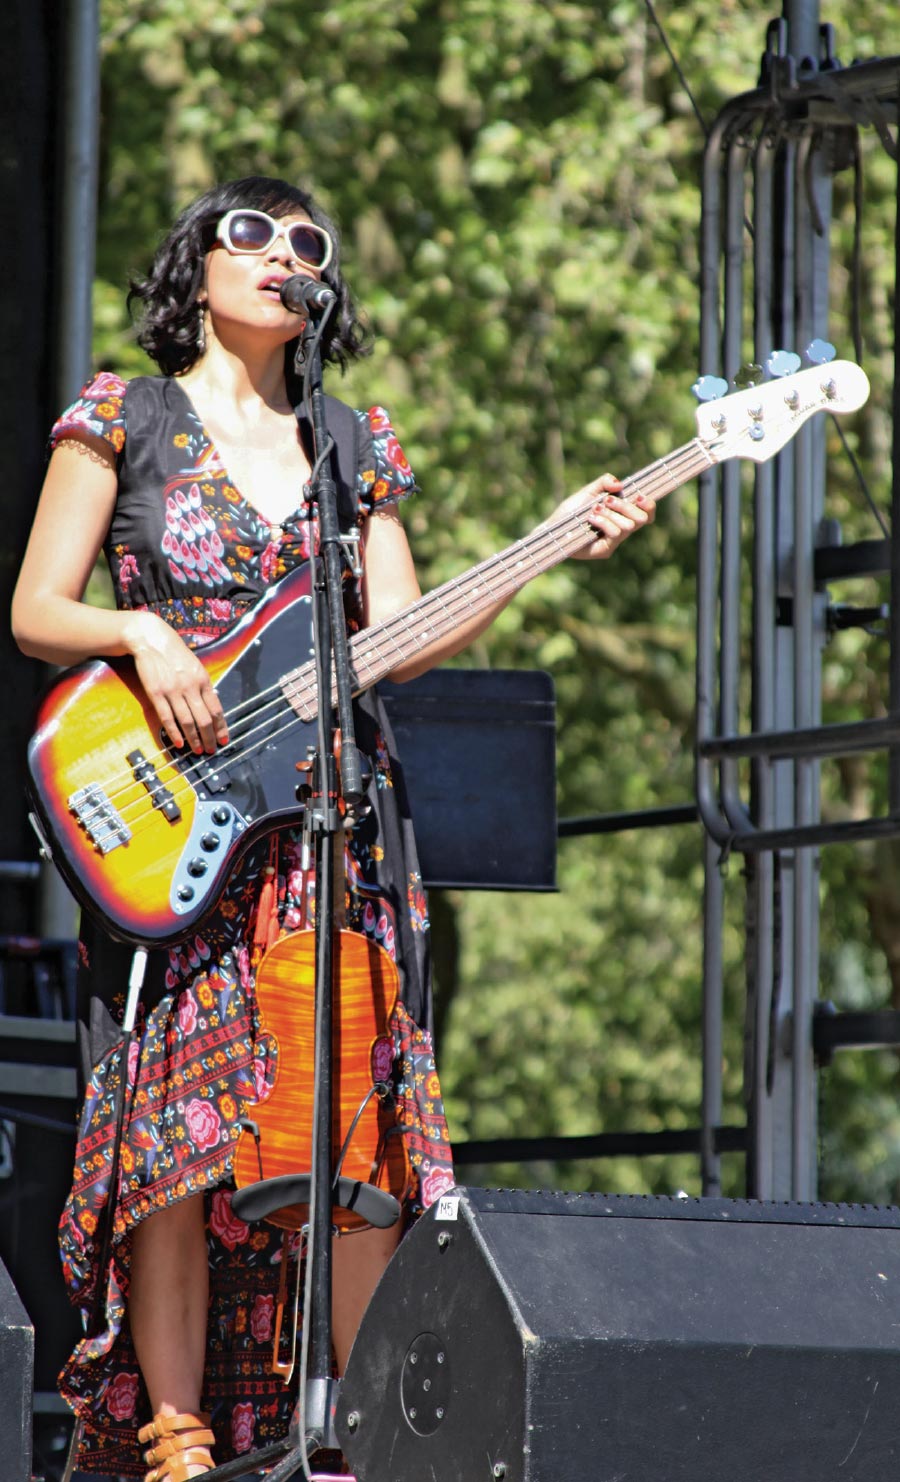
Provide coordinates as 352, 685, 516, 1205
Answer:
122, 612, 229, 753
12, 440, 228, 753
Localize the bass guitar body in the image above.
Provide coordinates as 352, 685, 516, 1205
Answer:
232, 928, 411, 1233
26, 565, 319, 947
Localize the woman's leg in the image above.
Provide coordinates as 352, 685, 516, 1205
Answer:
331, 1221, 402, 1375
129, 1192, 212, 1473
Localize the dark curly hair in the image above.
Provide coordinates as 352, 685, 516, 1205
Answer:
128, 175, 370, 378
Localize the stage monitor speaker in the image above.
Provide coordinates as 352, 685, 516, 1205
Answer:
0, 1252, 33, 1482
336, 1187, 900, 1481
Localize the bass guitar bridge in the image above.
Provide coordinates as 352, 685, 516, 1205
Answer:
67, 783, 132, 854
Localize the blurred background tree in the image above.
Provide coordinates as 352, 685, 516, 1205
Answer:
84, 0, 899, 1200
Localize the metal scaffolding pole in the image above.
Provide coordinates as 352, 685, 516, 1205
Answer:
39, 0, 101, 943
693, 2, 900, 1201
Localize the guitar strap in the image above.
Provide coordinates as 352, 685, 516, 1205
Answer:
244, 396, 359, 956
293, 392, 362, 531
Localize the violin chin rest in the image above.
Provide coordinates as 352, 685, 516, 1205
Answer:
232, 1173, 402, 1230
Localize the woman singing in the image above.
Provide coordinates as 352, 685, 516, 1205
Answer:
12, 175, 653, 1480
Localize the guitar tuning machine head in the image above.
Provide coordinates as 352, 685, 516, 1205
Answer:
805, 338, 836, 366
733, 362, 764, 390
692, 374, 729, 404
766, 349, 801, 378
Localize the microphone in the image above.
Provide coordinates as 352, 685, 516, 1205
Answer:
279, 275, 337, 315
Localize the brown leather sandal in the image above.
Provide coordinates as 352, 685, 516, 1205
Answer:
137, 1411, 216, 1482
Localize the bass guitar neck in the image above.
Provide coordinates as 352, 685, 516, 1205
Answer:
26, 359, 869, 945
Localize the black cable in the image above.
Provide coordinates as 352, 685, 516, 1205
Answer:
831, 416, 889, 538
851, 129, 864, 369
643, 0, 710, 142
842, 127, 890, 536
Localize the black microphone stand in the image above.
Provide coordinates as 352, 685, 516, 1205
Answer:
290, 298, 367, 1469
157, 291, 400, 1482
224, 295, 372, 1482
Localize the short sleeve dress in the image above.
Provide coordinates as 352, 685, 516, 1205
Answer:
50, 372, 456, 1477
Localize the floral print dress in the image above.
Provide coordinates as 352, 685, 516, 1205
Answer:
50, 373, 455, 1477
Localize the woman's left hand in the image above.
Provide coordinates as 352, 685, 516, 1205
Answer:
557, 473, 656, 560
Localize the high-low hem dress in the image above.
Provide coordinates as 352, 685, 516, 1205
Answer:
49, 372, 455, 1477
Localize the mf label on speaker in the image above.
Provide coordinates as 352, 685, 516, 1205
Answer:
435, 1195, 459, 1221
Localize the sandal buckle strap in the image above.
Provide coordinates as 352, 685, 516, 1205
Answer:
139, 1411, 215, 1482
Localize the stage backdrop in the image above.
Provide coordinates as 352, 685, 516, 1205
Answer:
1, 0, 68, 939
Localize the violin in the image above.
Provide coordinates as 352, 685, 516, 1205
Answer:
232, 924, 411, 1236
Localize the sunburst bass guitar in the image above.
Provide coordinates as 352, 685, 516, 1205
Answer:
26, 360, 869, 946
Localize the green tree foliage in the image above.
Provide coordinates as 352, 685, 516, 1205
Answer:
89, 0, 900, 1200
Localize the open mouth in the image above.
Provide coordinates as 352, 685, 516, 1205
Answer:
258, 275, 289, 298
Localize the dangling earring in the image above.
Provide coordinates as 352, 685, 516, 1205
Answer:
196, 300, 207, 354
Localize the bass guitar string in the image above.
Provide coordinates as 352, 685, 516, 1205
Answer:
72, 432, 712, 853
66, 364, 848, 850
73, 438, 712, 841
71, 437, 711, 846
285, 438, 714, 714
79, 435, 705, 830
203, 435, 712, 760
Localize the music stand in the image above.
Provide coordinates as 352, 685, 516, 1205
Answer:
211, 669, 557, 1481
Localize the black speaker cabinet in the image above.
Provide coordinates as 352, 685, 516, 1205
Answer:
336, 1187, 900, 1481
0, 1253, 33, 1482
0, 1015, 81, 1396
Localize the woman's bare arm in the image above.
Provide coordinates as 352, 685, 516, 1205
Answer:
361, 475, 655, 683
12, 438, 228, 752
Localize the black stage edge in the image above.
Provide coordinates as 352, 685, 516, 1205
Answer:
337, 1187, 900, 1481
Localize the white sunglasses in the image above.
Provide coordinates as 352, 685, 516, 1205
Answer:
216, 209, 334, 271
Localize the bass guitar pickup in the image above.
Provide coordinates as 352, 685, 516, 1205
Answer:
127, 748, 182, 822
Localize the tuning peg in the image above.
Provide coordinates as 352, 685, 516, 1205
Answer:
766, 349, 801, 377
805, 338, 836, 365
733, 362, 764, 389
692, 374, 729, 403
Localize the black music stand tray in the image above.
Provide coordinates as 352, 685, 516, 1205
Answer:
381, 667, 557, 892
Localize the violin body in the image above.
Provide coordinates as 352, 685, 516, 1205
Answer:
233, 927, 411, 1233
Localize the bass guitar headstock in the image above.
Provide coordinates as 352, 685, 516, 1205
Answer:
692, 344, 869, 466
